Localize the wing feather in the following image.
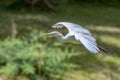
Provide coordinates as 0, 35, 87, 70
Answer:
74, 33, 100, 53
52, 22, 92, 35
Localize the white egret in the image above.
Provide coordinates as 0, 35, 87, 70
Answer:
46, 22, 108, 54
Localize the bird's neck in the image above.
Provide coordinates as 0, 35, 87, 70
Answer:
56, 33, 66, 41
56, 33, 71, 42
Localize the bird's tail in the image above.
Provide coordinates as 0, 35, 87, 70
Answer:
98, 46, 109, 54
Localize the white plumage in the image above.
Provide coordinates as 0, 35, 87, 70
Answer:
47, 22, 100, 54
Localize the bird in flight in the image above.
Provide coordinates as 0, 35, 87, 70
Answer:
46, 22, 108, 54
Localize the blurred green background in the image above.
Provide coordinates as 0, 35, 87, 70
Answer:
0, 0, 120, 80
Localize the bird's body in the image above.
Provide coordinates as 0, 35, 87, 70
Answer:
47, 22, 103, 54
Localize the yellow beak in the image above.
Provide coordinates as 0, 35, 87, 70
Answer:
43, 33, 51, 36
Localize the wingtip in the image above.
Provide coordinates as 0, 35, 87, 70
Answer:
98, 46, 110, 54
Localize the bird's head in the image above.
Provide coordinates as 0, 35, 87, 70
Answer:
45, 31, 61, 37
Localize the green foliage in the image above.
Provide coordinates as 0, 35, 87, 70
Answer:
0, 0, 16, 6
0, 31, 77, 80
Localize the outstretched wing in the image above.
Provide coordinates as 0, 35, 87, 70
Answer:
52, 22, 92, 35
74, 32, 100, 53
52, 22, 100, 53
